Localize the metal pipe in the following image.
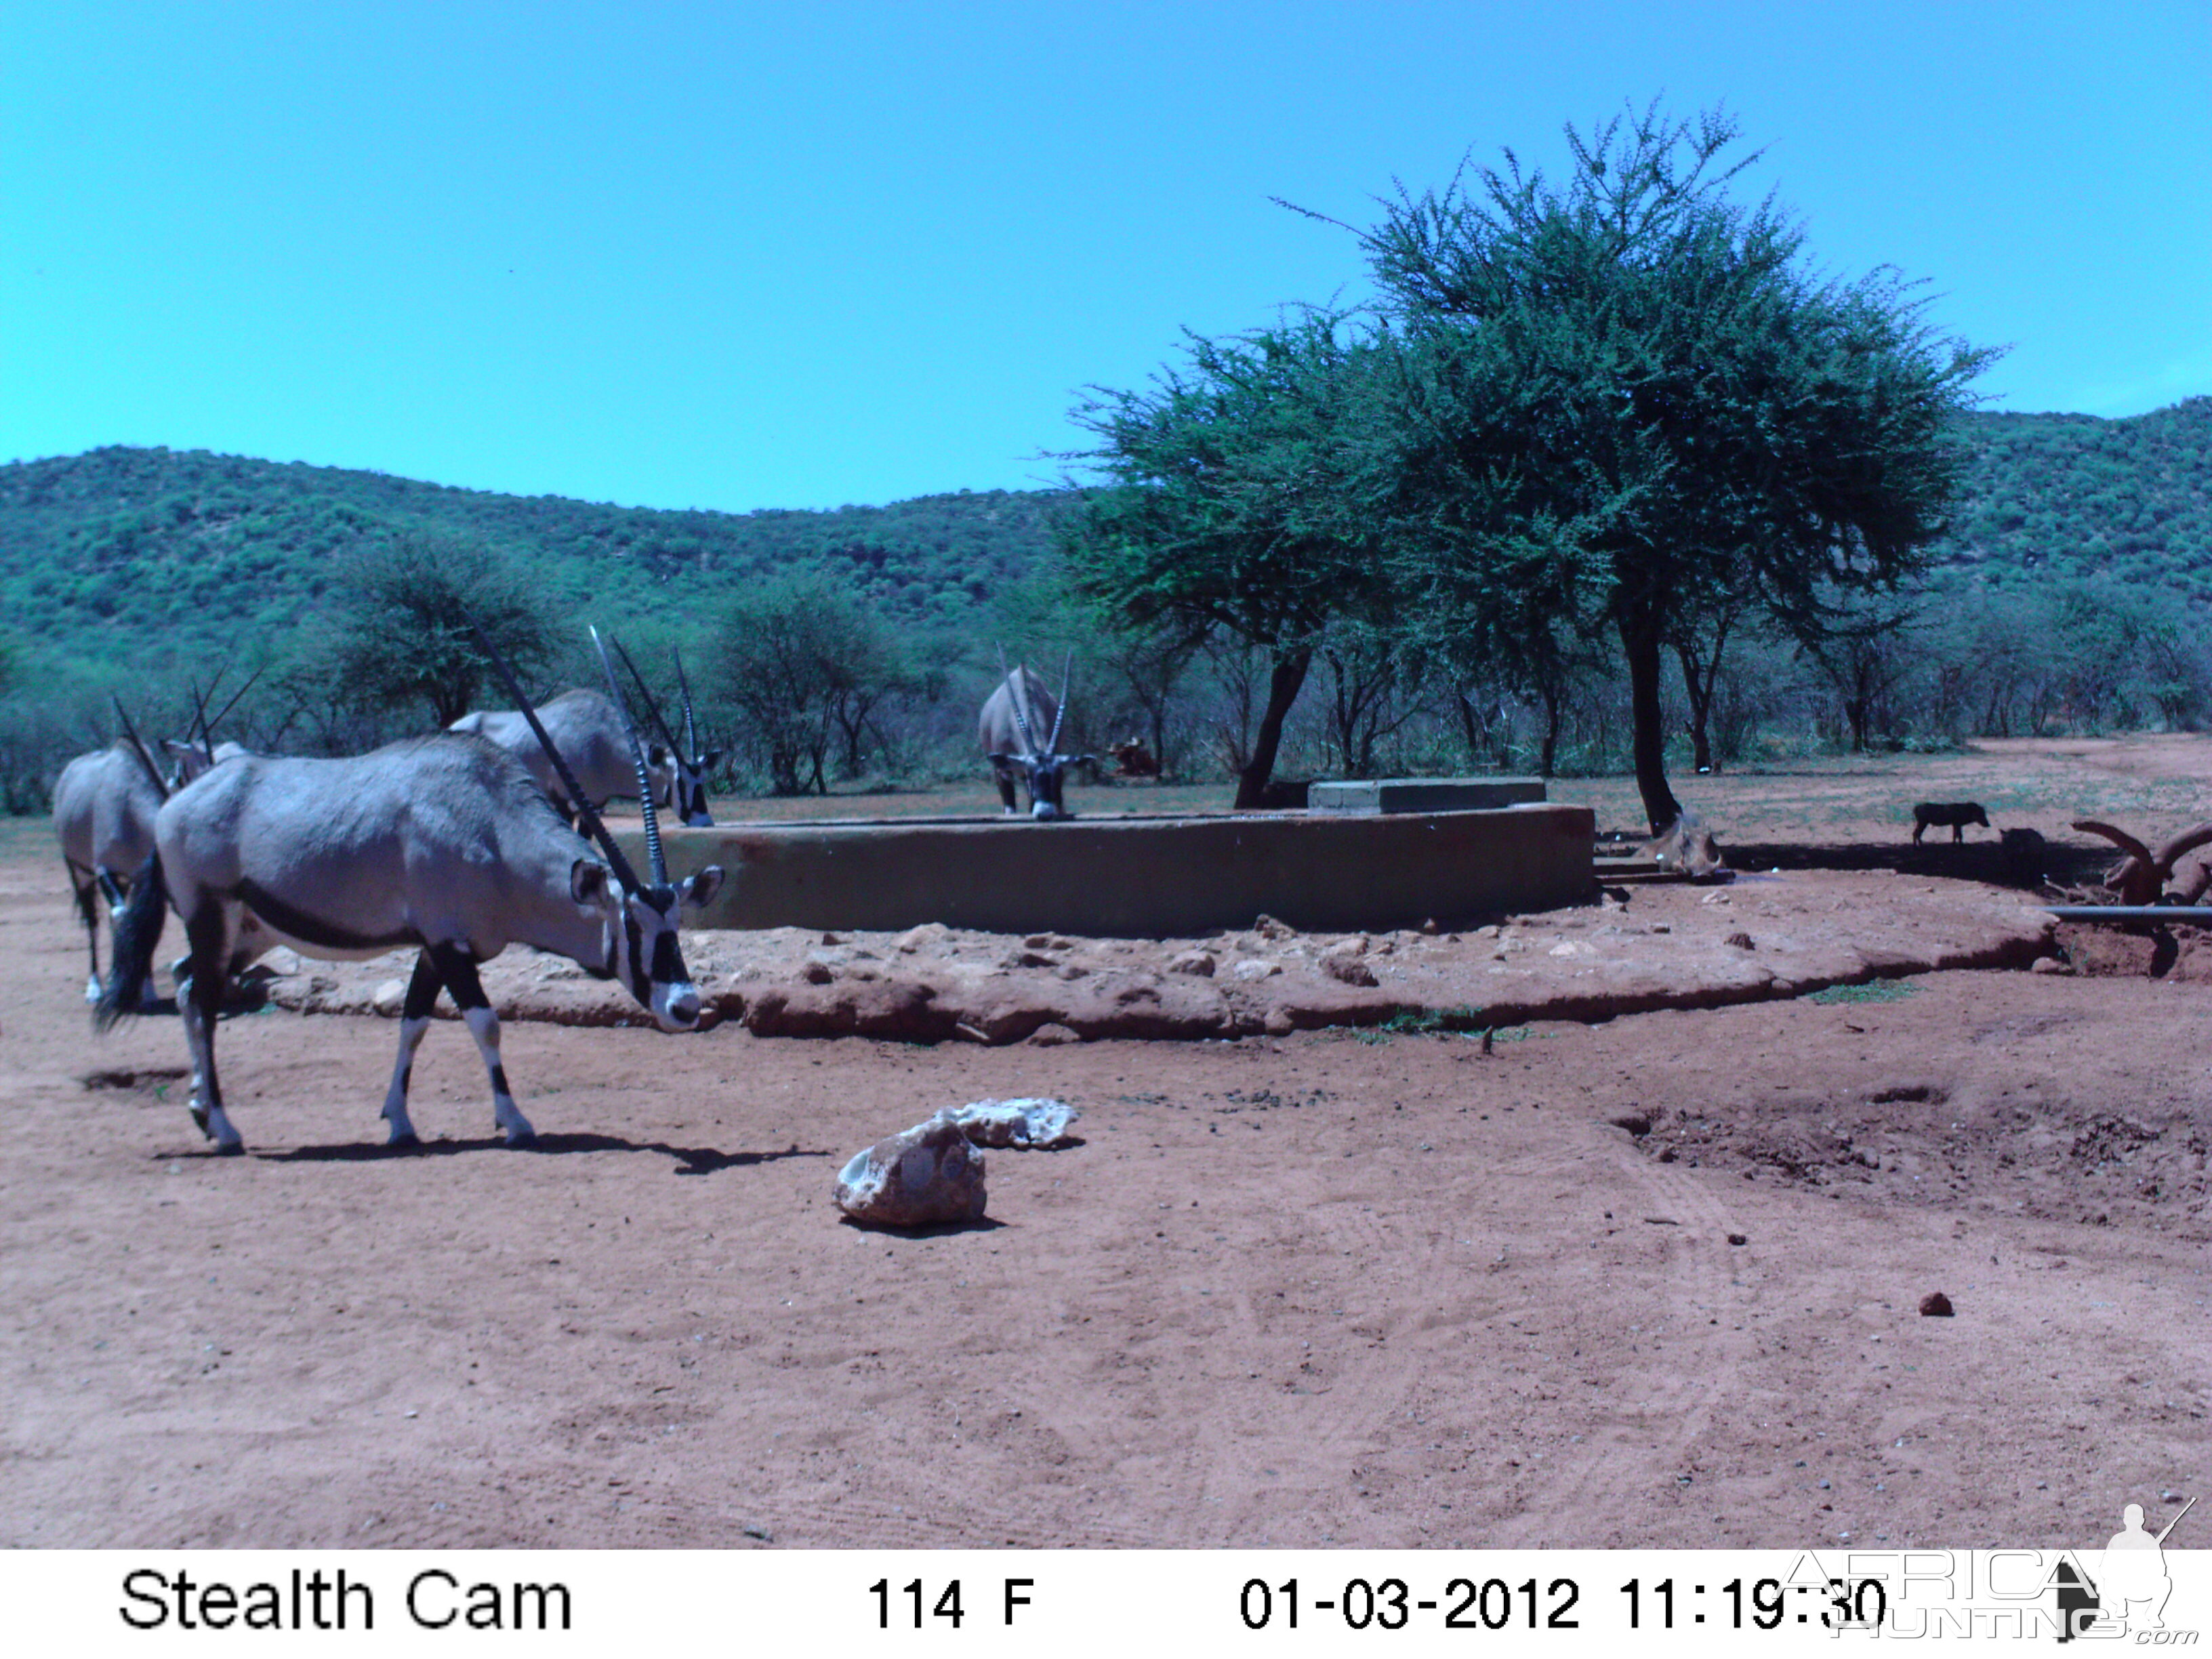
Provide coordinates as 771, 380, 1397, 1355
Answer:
2043, 905, 2212, 923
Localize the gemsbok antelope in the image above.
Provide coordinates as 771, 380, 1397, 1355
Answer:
96, 629, 724, 1154
54, 682, 254, 1002
449, 688, 678, 827
979, 651, 1092, 820
609, 639, 720, 826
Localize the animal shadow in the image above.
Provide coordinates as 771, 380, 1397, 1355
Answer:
258, 1132, 830, 1173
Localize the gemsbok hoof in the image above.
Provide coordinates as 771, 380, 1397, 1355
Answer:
502, 1129, 537, 1149
388, 1131, 420, 1150
213, 1140, 245, 1158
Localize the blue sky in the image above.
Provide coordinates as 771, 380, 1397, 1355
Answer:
5, 1, 2207, 512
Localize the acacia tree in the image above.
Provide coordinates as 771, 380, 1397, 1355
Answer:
1062, 312, 1396, 807
716, 569, 906, 795
315, 533, 555, 727
1357, 102, 1994, 830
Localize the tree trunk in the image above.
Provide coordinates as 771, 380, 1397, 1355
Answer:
1675, 642, 1715, 775
1233, 649, 1312, 808
1618, 608, 1681, 833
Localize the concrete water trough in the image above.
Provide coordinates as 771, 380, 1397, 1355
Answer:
618, 802, 1596, 939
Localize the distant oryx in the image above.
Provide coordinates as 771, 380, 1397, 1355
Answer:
54, 681, 255, 1002
980, 652, 1092, 821
449, 689, 681, 827
607, 640, 720, 827
98, 630, 724, 1153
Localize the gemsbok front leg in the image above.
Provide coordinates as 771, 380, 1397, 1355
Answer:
378, 950, 445, 1147
428, 942, 535, 1147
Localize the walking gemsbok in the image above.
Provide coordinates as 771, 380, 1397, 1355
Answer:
96, 628, 724, 1153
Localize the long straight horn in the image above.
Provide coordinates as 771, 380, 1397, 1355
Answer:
610, 636, 683, 758
996, 644, 1038, 758
189, 678, 213, 754
464, 615, 642, 894
674, 647, 698, 760
205, 665, 265, 741
110, 696, 169, 800
592, 627, 669, 889
1048, 649, 1072, 753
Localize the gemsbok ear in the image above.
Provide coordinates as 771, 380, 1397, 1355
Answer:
681, 866, 725, 909
571, 861, 611, 905
703, 750, 724, 769
648, 743, 671, 765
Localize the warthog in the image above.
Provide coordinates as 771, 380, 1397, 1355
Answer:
1912, 802, 1990, 844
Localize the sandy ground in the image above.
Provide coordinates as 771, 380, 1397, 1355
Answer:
3, 745, 2209, 1550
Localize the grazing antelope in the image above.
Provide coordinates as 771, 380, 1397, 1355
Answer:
609, 640, 720, 826
449, 689, 678, 825
54, 682, 254, 1002
979, 652, 1093, 820
97, 630, 724, 1154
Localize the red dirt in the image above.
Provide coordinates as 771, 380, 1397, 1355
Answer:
4, 745, 2209, 1551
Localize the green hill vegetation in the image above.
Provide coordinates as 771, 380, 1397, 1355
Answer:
5, 396, 2207, 674
0, 395, 2206, 813
0, 444, 1067, 672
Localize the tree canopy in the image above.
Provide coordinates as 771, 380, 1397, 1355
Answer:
1061, 311, 1398, 804
1359, 102, 1996, 827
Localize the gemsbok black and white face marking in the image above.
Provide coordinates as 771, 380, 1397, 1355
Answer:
571, 858, 725, 1031
979, 649, 1094, 821
92, 624, 724, 1155
609, 638, 719, 827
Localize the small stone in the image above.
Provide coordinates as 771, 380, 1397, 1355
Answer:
799, 960, 834, 985
1727, 1233, 1748, 1246
1166, 950, 1216, 977
371, 979, 409, 1017
1254, 914, 1297, 941
820, 931, 843, 945
895, 922, 953, 954
1231, 959, 1282, 982
1321, 952, 1377, 987
1419, 918, 1441, 935
1725, 932, 1755, 950
834, 1115, 987, 1227
1919, 1291, 1954, 1317
2030, 956, 2074, 975
1027, 1022, 1081, 1046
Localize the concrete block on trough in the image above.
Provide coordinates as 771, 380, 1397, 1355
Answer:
1308, 777, 1547, 815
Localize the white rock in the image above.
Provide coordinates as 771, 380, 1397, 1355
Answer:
939, 1098, 1081, 1148
1231, 959, 1282, 982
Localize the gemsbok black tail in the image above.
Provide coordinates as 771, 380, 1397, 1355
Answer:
92, 852, 167, 1032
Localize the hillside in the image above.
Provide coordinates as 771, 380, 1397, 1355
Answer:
1933, 397, 2212, 599
0, 447, 1071, 672
1, 398, 2207, 674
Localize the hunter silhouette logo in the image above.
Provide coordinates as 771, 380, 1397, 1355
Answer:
2062, 1494, 2196, 1641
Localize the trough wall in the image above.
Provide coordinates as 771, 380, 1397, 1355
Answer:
619, 803, 1596, 938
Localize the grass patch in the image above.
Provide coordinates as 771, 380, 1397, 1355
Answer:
1355, 1010, 1539, 1044
1805, 979, 1920, 1005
